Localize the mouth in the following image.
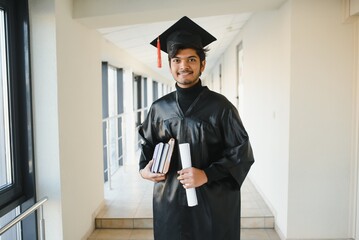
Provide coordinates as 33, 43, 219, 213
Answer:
177, 71, 193, 77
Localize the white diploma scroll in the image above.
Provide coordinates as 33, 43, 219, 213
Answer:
179, 143, 198, 207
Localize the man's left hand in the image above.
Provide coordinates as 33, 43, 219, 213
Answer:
177, 167, 208, 189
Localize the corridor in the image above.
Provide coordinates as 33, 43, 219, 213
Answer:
88, 164, 280, 240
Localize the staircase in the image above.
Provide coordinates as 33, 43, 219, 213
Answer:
88, 166, 275, 240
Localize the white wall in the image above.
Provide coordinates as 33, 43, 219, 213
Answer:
243, 2, 291, 237
100, 38, 170, 85
29, 0, 64, 238
347, 4, 359, 238
210, 1, 291, 237
288, 0, 354, 238
356, 15, 359, 240
29, 0, 174, 238
209, 0, 355, 239
55, 0, 105, 239
31, 0, 105, 238
351, 0, 359, 15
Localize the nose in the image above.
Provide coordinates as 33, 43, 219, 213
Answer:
179, 60, 189, 69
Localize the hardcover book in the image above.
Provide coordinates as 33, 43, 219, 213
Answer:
151, 142, 164, 173
151, 138, 175, 173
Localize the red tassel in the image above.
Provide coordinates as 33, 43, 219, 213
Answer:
157, 37, 162, 68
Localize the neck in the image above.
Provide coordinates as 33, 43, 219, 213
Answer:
176, 79, 201, 91
176, 78, 200, 89
176, 80, 204, 113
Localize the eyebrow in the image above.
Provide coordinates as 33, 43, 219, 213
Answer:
172, 55, 198, 59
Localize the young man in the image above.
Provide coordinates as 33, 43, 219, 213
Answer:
139, 16, 254, 240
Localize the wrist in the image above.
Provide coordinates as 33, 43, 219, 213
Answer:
202, 170, 208, 184
139, 169, 145, 179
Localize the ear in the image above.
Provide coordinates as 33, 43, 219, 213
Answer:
200, 60, 206, 73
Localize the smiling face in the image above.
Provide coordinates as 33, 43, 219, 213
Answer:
169, 48, 206, 88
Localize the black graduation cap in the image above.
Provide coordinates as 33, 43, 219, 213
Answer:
150, 16, 217, 68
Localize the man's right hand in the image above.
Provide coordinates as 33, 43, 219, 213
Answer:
140, 160, 166, 182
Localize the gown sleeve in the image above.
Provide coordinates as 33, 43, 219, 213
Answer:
138, 107, 156, 171
204, 104, 254, 188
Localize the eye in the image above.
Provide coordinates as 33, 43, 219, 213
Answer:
172, 58, 180, 63
188, 57, 197, 62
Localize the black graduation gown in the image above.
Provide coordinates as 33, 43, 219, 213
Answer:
139, 87, 254, 240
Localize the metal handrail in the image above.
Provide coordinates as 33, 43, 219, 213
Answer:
0, 197, 48, 239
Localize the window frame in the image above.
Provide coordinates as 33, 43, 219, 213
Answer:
0, 0, 36, 219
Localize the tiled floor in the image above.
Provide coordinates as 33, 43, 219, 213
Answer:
89, 229, 280, 240
88, 164, 281, 240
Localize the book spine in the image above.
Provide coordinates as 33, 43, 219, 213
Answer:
152, 142, 164, 173
151, 143, 160, 172
162, 138, 175, 174
158, 143, 169, 173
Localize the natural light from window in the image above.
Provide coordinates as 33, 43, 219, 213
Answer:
0, 9, 11, 190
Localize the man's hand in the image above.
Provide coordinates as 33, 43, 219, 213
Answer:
140, 160, 166, 182
177, 167, 208, 189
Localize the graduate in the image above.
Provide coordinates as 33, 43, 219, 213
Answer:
138, 16, 255, 240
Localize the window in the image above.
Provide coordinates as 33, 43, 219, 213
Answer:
133, 74, 142, 127
0, 207, 21, 239
0, 8, 11, 192
153, 81, 159, 101
102, 63, 124, 183
236, 41, 244, 116
0, 0, 37, 238
133, 74, 149, 149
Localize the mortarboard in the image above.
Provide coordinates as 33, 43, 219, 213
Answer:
150, 16, 217, 68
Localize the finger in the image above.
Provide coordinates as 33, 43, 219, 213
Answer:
152, 173, 165, 179
154, 175, 165, 179
177, 170, 184, 176
178, 172, 188, 179
153, 174, 165, 181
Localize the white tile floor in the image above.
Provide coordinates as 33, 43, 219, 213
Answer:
88, 164, 281, 240
89, 228, 280, 240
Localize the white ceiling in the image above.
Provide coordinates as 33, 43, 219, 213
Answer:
97, 14, 253, 80
73, 0, 287, 81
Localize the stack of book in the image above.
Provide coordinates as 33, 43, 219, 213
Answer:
151, 138, 175, 174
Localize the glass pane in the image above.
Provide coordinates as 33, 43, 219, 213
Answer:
118, 140, 123, 160
0, 9, 12, 190
0, 207, 21, 240
117, 69, 124, 114
102, 121, 107, 146
153, 81, 158, 101
108, 66, 117, 118
117, 118, 122, 136
143, 78, 147, 107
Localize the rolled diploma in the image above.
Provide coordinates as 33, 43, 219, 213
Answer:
179, 143, 198, 207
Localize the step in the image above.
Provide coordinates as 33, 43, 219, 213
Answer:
95, 215, 275, 230
88, 228, 281, 240
94, 180, 275, 230
95, 179, 275, 229
90, 166, 276, 239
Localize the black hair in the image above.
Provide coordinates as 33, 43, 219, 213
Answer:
167, 44, 209, 63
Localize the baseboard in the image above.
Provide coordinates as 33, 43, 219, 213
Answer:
274, 222, 354, 240
274, 222, 285, 240
81, 199, 106, 240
